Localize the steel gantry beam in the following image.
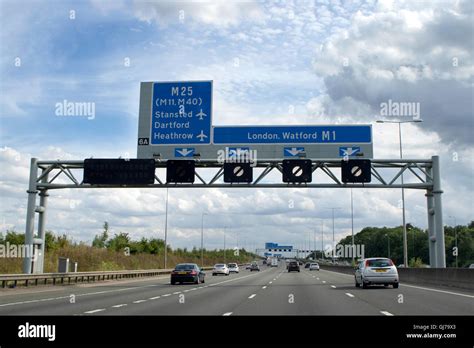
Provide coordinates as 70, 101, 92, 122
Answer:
33, 158, 434, 189
22, 156, 446, 273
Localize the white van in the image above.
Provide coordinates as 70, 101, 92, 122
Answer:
271, 258, 278, 267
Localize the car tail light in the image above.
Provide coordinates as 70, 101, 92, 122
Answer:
365, 260, 370, 268
190, 270, 197, 275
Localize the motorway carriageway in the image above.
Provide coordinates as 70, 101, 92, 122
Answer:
0, 264, 472, 316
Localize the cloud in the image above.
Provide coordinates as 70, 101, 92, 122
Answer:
132, 0, 265, 28
310, 0, 473, 147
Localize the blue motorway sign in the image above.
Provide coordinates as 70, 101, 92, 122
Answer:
213, 125, 372, 144
151, 81, 212, 145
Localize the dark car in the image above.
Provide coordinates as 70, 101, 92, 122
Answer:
171, 263, 205, 285
304, 263, 311, 269
288, 261, 300, 272
250, 263, 260, 272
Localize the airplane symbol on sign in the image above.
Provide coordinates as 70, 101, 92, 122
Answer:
196, 109, 207, 121
196, 130, 208, 142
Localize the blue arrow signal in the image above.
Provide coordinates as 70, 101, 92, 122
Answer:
284, 147, 305, 157
339, 146, 360, 157
175, 148, 195, 157
228, 147, 250, 158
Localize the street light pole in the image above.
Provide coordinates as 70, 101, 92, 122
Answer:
201, 212, 207, 268
327, 207, 341, 262
164, 187, 169, 269
224, 227, 226, 264
385, 234, 390, 258
321, 220, 324, 260
449, 216, 458, 268
351, 188, 355, 265
376, 119, 422, 267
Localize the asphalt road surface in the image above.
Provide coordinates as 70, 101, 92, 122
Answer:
0, 264, 472, 316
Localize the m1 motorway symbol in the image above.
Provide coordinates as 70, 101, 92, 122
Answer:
284, 147, 305, 157
175, 148, 195, 157
151, 81, 212, 145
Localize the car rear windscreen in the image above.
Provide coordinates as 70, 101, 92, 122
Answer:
175, 264, 194, 270
215, 264, 225, 267
367, 259, 393, 267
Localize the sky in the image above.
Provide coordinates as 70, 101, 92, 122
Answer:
0, 0, 472, 252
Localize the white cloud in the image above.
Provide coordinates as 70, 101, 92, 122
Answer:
132, 0, 266, 28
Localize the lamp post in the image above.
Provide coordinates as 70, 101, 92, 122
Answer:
327, 207, 341, 262
321, 220, 324, 260
385, 234, 391, 258
223, 227, 226, 264
351, 188, 355, 265
201, 212, 207, 268
449, 216, 458, 268
164, 187, 169, 269
376, 119, 423, 267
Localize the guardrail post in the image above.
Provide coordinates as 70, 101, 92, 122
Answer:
432, 156, 446, 268
23, 158, 38, 274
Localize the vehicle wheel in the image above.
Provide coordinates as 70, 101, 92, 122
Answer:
355, 277, 360, 288
212, 273, 216, 276
171, 281, 176, 285
298, 270, 300, 272
201, 278, 205, 283
393, 283, 399, 289
195, 277, 199, 284
362, 278, 368, 289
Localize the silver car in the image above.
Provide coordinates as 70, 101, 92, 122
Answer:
355, 258, 399, 289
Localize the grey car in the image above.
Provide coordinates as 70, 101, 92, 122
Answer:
355, 258, 399, 289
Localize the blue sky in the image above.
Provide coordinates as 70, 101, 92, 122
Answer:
0, 0, 472, 250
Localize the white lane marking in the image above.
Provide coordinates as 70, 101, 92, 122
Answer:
262, 286, 267, 289
0, 268, 269, 309
322, 281, 326, 284
269, 281, 273, 284
223, 312, 233, 316
0, 281, 165, 308
312, 276, 316, 278
345, 293, 355, 298
316, 278, 320, 280
112, 304, 127, 308
380, 311, 394, 316
84, 308, 105, 314
183, 290, 190, 292
173, 292, 181, 295
331, 285, 336, 289
162, 294, 171, 297
133, 300, 146, 304
400, 284, 474, 299
149, 296, 161, 300
248, 294, 256, 299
